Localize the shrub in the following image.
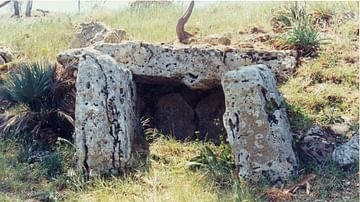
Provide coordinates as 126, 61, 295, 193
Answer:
273, 3, 328, 56
0, 62, 75, 144
39, 153, 64, 178
188, 144, 234, 174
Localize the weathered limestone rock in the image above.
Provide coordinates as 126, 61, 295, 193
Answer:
59, 42, 297, 89
332, 134, 359, 166
0, 46, 12, 65
74, 49, 137, 176
298, 124, 336, 163
222, 64, 297, 183
98, 42, 297, 87
70, 22, 127, 48
195, 89, 225, 143
299, 135, 334, 163
153, 93, 196, 139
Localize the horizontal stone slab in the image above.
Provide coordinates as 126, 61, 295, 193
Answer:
58, 42, 297, 90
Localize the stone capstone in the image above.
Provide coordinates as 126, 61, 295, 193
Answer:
222, 64, 297, 183
58, 42, 298, 89
74, 49, 137, 176
332, 134, 359, 166
70, 22, 127, 49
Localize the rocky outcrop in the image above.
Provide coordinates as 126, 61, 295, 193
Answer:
222, 64, 297, 183
70, 22, 127, 49
74, 49, 137, 176
332, 134, 359, 166
0, 46, 12, 65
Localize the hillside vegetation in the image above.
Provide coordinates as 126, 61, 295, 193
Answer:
0, 1, 359, 202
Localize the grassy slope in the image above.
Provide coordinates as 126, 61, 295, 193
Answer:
0, 1, 359, 202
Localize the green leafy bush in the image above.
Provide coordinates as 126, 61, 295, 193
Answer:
0, 62, 75, 144
0, 63, 54, 112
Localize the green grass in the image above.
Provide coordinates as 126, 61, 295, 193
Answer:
0, 137, 260, 202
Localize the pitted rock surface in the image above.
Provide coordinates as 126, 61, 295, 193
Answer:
332, 134, 359, 166
75, 49, 137, 176
0, 46, 12, 65
70, 22, 127, 49
222, 64, 297, 183
58, 41, 297, 89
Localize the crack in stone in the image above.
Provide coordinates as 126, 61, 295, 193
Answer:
140, 42, 154, 63
82, 126, 90, 179
85, 54, 121, 173
228, 112, 240, 140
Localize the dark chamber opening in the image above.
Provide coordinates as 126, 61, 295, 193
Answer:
136, 81, 226, 144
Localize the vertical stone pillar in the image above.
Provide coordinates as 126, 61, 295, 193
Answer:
75, 50, 137, 177
222, 64, 297, 183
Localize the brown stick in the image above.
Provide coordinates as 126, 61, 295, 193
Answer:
176, 0, 194, 44
36, 8, 49, 16
0, 0, 11, 9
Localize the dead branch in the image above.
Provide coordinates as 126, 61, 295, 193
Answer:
176, 0, 194, 44
0, 0, 11, 9
36, 8, 49, 16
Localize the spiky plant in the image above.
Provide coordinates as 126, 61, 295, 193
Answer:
272, 3, 328, 56
282, 15, 322, 56
310, 3, 335, 28
0, 63, 54, 112
271, 3, 307, 33
0, 62, 75, 144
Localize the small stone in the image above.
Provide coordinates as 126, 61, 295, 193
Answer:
306, 124, 328, 137
332, 134, 359, 166
204, 35, 231, 46
248, 26, 266, 34
331, 123, 350, 136
70, 22, 127, 48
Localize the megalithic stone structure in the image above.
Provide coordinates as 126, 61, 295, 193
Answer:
57, 40, 298, 183
222, 65, 297, 183
74, 50, 137, 177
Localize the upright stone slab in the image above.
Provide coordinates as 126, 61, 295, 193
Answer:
222, 64, 297, 183
75, 50, 137, 176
